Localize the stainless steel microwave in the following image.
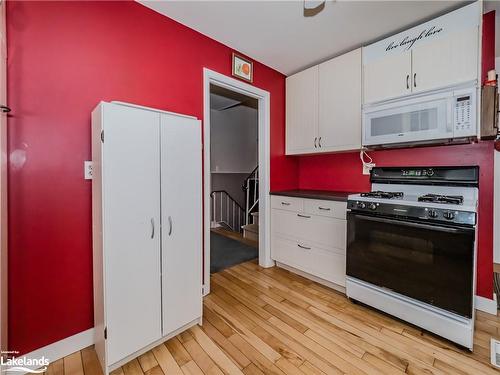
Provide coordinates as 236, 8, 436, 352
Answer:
362, 85, 477, 148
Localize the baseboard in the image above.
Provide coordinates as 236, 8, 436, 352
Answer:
9, 328, 94, 374
476, 294, 498, 315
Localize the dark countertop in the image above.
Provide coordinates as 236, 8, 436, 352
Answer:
270, 189, 358, 202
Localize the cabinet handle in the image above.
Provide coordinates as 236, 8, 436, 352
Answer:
413, 73, 417, 88
406, 74, 409, 89
297, 214, 311, 218
281, 202, 291, 206
0, 105, 11, 113
150, 218, 155, 239
314, 137, 317, 148
318, 137, 322, 147
318, 206, 331, 211
297, 244, 311, 250
168, 216, 173, 236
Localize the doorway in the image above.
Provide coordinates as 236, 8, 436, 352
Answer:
203, 69, 272, 295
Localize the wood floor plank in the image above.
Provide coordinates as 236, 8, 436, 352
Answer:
200, 320, 251, 369
81, 347, 103, 375
64, 352, 85, 375
57, 261, 500, 375
151, 343, 183, 375
166, 338, 193, 368
137, 351, 158, 373
181, 332, 225, 375
180, 361, 204, 375
46, 358, 64, 375
122, 359, 143, 375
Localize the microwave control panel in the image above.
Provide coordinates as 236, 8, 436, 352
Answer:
454, 95, 474, 136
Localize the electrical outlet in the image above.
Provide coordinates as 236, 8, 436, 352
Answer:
84, 161, 93, 180
363, 163, 375, 175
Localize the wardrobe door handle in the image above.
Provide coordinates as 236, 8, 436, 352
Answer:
168, 216, 173, 236
318, 137, 322, 147
297, 244, 311, 250
314, 137, 317, 148
413, 73, 417, 88
150, 218, 155, 239
297, 214, 311, 218
406, 75, 409, 89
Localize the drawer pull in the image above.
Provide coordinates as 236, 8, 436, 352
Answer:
318, 207, 331, 211
281, 202, 291, 206
297, 244, 311, 250
297, 214, 311, 218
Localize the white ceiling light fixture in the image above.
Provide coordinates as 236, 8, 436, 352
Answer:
304, 0, 327, 17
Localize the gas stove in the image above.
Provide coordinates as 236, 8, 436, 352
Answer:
348, 167, 478, 225
346, 166, 479, 350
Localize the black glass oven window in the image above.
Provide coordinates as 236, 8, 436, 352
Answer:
346, 213, 474, 318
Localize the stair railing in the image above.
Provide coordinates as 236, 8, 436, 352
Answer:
210, 190, 245, 232
243, 166, 259, 225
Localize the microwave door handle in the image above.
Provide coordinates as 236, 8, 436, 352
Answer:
446, 100, 453, 133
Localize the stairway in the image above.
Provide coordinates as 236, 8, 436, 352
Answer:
243, 212, 259, 242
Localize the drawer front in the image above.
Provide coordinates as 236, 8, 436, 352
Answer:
271, 209, 346, 253
271, 235, 346, 286
304, 199, 347, 219
271, 195, 304, 212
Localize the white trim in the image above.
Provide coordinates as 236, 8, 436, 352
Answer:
203, 68, 273, 295
9, 328, 94, 374
494, 147, 500, 264
475, 294, 498, 316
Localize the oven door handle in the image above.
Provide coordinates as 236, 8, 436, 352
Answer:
349, 212, 474, 234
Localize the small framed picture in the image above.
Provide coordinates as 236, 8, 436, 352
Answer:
232, 53, 253, 83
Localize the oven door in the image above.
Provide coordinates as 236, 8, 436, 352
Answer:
346, 212, 475, 318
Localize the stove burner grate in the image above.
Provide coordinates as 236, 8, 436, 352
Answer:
360, 191, 404, 199
418, 194, 464, 205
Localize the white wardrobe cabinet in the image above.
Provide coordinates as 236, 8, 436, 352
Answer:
92, 102, 202, 374
286, 49, 362, 155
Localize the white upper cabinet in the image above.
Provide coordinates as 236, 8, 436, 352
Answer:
286, 66, 318, 154
319, 48, 362, 152
286, 50, 362, 155
412, 28, 478, 93
363, 2, 480, 105
363, 51, 411, 104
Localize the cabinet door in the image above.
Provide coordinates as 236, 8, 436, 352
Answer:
286, 66, 318, 154
319, 49, 361, 151
363, 51, 412, 104
412, 28, 478, 93
102, 104, 162, 365
161, 114, 202, 336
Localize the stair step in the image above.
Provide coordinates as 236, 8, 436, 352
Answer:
242, 224, 259, 241
242, 223, 259, 234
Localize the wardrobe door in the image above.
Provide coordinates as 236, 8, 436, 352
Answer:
102, 104, 162, 365
161, 114, 202, 336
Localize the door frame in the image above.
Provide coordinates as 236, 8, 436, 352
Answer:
202, 68, 273, 295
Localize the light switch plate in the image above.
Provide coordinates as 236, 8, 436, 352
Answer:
84, 161, 93, 180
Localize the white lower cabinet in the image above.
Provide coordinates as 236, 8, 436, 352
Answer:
92, 102, 202, 374
270, 195, 347, 287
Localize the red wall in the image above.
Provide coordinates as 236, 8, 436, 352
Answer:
6, 1, 297, 354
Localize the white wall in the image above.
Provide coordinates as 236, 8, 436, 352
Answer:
210, 105, 258, 173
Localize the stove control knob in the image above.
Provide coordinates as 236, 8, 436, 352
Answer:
443, 211, 455, 220
358, 202, 366, 209
369, 203, 377, 210
427, 168, 434, 176
428, 210, 438, 218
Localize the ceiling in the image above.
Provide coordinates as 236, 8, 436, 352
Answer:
139, 0, 470, 76
210, 85, 258, 111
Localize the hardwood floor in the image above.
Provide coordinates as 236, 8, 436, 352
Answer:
48, 261, 500, 375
